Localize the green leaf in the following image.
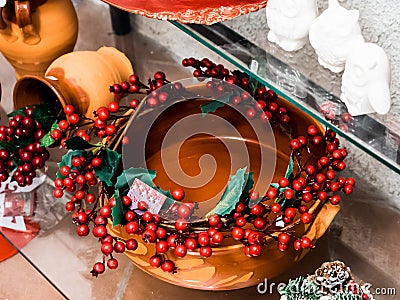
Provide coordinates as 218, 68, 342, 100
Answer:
200, 92, 232, 116
279, 277, 321, 300
0, 141, 17, 152
7, 108, 25, 118
40, 120, 58, 147
31, 103, 58, 130
285, 155, 294, 179
64, 136, 96, 150
206, 167, 247, 218
241, 172, 254, 198
115, 167, 156, 194
94, 149, 121, 187
111, 190, 124, 226
56, 150, 86, 179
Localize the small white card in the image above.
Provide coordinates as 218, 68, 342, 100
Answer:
127, 178, 167, 215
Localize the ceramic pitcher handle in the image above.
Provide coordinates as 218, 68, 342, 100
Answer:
14, 0, 41, 44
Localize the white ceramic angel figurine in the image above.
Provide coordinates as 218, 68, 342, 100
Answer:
341, 42, 391, 116
266, 0, 318, 51
309, 0, 364, 73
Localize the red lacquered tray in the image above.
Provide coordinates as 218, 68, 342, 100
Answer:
102, 0, 268, 24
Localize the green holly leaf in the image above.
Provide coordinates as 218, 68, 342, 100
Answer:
285, 155, 294, 179
111, 190, 124, 226
242, 172, 254, 198
200, 92, 232, 116
7, 108, 25, 118
206, 167, 247, 218
64, 136, 96, 150
28, 103, 58, 131
56, 150, 87, 179
115, 167, 157, 194
0, 141, 17, 152
94, 148, 121, 187
40, 120, 58, 147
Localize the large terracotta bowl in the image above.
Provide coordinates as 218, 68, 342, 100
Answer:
104, 82, 339, 290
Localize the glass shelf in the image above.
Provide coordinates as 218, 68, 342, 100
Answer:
171, 21, 400, 174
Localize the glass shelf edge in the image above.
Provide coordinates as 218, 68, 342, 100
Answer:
170, 21, 400, 175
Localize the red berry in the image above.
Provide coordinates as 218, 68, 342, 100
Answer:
122, 196, 132, 207
300, 237, 311, 249
108, 101, 119, 113
65, 201, 75, 212
211, 232, 224, 244
318, 191, 327, 201
86, 193, 96, 204
76, 211, 88, 224
92, 225, 107, 238
271, 203, 281, 213
50, 129, 62, 140
235, 202, 245, 212
174, 245, 187, 258
156, 227, 167, 239
167, 235, 178, 249
197, 232, 210, 247
161, 260, 175, 273
284, 189, 295, 199
101, 242, 114, 255
178, 204, 191, 219
260, 111, 272, 123
64, 105, 75, 115
313, 136, 323, 145
171, 188, 185, 201
306, 165, 315, 175
246, 108, 256, 119
68, 113, 80, 124
343, 184, 353, 195
208, 214, 220, 227
278, 233, 290, 244
97, 107, 110, 121
156, 240, 169, 254
101, 235, 113, 244
200, 246, 212, 258
307, 125, 318, 136
330, 195, 341, 205
345, 177, 355, 186
300, 213, 312, 224
129, 99, 139, 109
149, 255, 162, 268
285, 208, 296, 219
279, 178, 289, 188
100, 205, 112, 218
76, 224, 89, 236
137, 201, 147, 211
91, 157, 102, 168
231, 227, 244, 240
250, 244, 262, 256
125, 221, 139, 234
59, 165, 70, 177
278, 242, 288, 252
290, 139, 301, 150
142, 229, 157, 243
250, 204, 264, 216
175, 219, 188, 231
235, 216, 247, 227
185, 238, 197, 250
95, 216, 107, 226
293, 239, 302, 251
107, 258, 118, 269
105, 125, 116, 136
53, 188, 63, 198
92, 262, 105, 275
126, 239, 138, 251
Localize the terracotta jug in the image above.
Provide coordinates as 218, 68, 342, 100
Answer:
13, 47, 134, 118
0, 0, 78, 78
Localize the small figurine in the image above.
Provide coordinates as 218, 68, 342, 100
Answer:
309, 0, 364, 73
266, 0, 318, 52
341, 42, 391, 116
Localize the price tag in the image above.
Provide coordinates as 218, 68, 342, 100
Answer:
250, 60, 259, 74
127, 178, 167, 215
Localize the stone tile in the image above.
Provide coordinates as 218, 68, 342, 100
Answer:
0, 253, 64, 299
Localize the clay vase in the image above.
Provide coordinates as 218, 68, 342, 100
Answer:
13, 47, 134, 118
0, 0, 78, 78
104, 82, 340, 290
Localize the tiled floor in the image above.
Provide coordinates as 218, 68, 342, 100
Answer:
1, 1, 399, 300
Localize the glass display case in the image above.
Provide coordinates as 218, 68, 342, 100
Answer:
0, 0, 399, 299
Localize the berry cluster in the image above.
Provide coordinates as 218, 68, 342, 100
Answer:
54, 59, 354, 277
182, 57, 291, 126
0, 107, 51, 186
